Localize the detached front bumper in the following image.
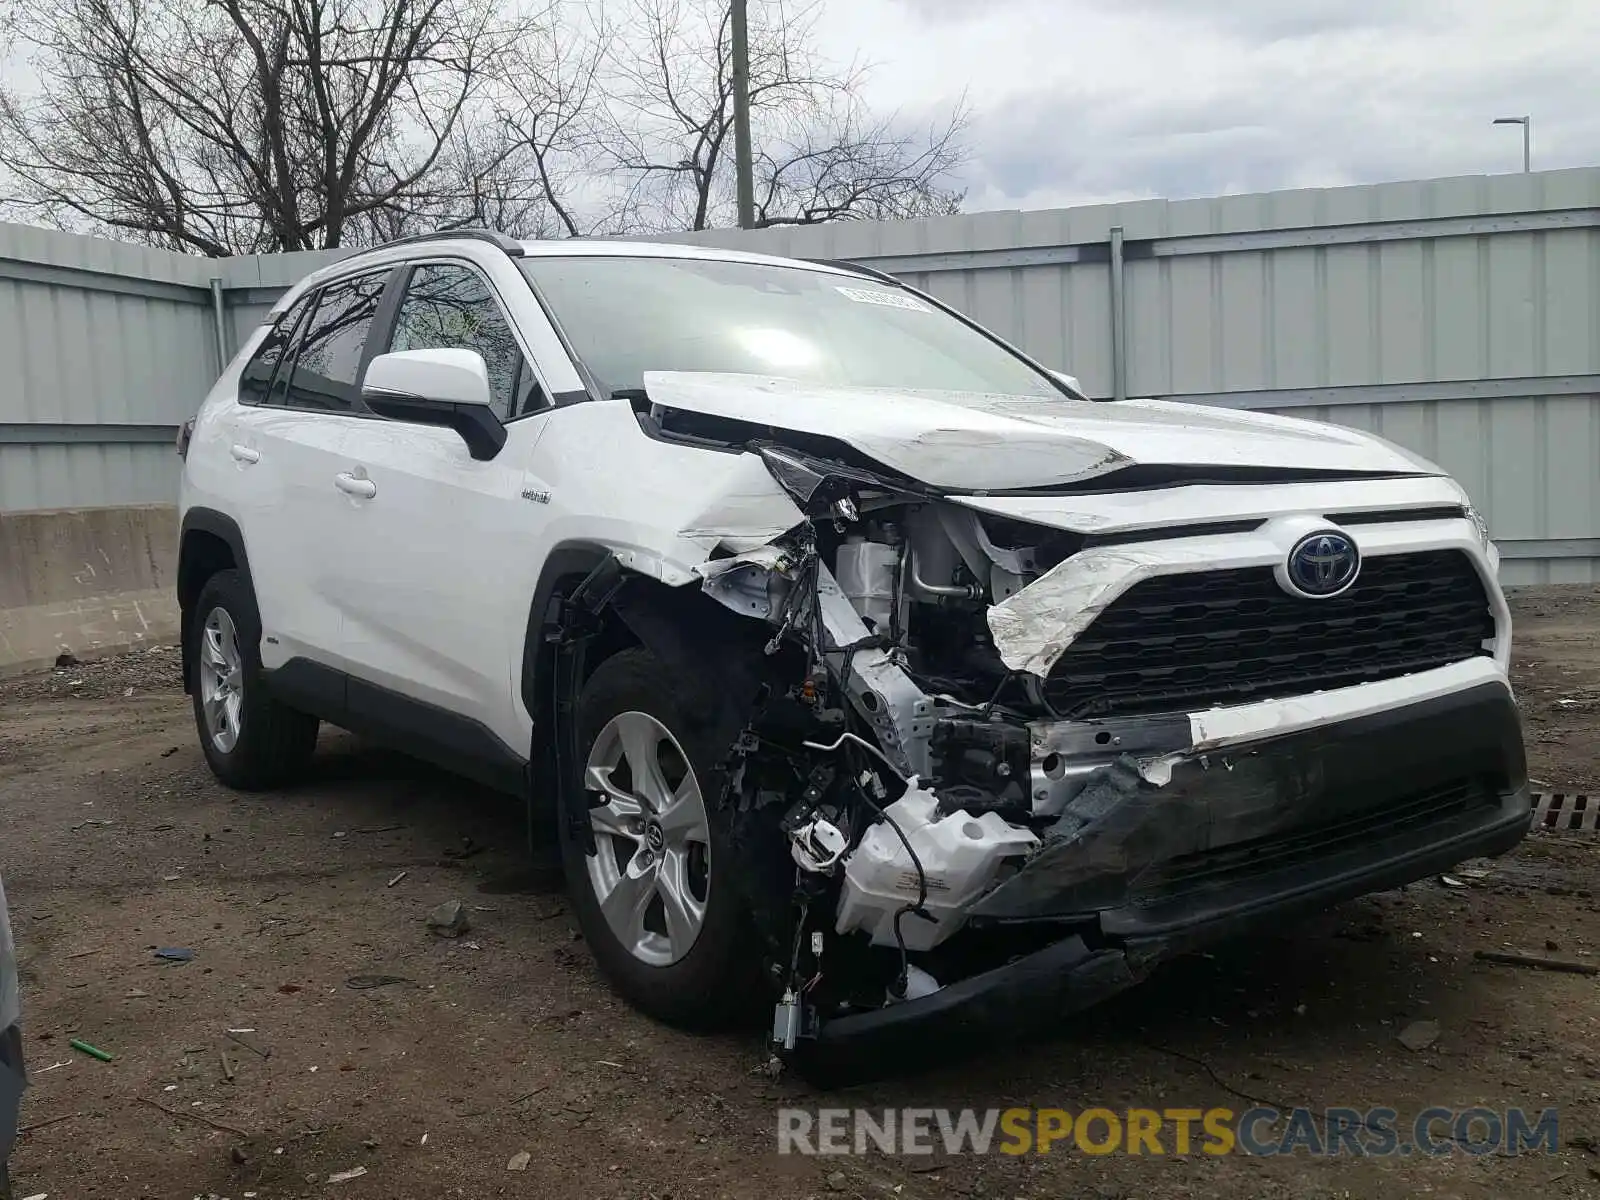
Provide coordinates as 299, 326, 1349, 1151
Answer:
802, 677, 1529, 1082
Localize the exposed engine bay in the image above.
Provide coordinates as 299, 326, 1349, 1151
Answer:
617, 430, 1506, 1068
694, 460, 1085, 1051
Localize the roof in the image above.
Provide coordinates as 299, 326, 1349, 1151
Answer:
270, 230, 865, 316
515, 238, 859, 276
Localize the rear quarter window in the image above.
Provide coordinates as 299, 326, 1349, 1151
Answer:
238, 295, 313, 407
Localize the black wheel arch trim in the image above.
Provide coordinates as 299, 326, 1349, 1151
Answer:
520, 542, 783, 842
521, 542, 628, 850
519, 541, 618, 724
178, 508, 254, 693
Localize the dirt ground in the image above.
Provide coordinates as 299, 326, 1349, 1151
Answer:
3, 589, 1600, 1199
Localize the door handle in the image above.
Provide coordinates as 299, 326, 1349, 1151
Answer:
334, 472, 377, 499
229, 444, 260, 464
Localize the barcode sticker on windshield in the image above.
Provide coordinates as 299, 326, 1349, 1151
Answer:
835, 285, 934, 313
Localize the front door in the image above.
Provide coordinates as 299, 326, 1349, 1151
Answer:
325, 260, 556, 756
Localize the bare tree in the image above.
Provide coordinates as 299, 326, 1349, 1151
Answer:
0, 0, 531, 254
599, 0, 967, 232
0, 0, 968, 247
477, 5, 612, 237
340, 2, 614, 242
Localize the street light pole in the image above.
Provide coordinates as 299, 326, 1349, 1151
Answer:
1492, 116, 1530, 173
731, 0, 756, 228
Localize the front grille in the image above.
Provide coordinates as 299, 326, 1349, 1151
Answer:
1131, 776, 1494, 904
1043, 550, 1494, 720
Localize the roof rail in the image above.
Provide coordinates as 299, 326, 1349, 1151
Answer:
807, 257, 900, 284
374, 228, 526, 257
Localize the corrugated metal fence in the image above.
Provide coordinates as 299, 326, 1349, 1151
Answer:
3, 167, 1599, 583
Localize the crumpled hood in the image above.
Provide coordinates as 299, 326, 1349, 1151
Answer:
641, 372, 1441, 490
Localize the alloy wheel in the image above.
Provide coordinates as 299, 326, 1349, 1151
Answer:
199, 606, 245, 753
582, 710, 712, 966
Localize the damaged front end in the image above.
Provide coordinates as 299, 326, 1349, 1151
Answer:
626, 438, 1529, 1081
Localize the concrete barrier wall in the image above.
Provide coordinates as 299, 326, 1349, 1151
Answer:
0, 505, 179, 676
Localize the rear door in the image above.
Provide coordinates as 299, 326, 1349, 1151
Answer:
230, 268, 396, 671
323, 259, 556, 755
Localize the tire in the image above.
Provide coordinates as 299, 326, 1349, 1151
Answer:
0, 1159, 11, 1200
560, 647, 755, 1029
190, 568, 319, 790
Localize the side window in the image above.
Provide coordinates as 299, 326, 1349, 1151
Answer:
387, 263, 540, 420
238, 295, 313, 406
273, 271, 390, 413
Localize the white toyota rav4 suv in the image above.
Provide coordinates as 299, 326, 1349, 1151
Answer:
178, 229, 1528, 1079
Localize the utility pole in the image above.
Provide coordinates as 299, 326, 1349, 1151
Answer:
1492, 116, 1531, 173
731, 0, 756, 228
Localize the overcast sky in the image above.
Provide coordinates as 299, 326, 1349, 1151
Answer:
811, 0, 1600, 211
2, 0, 1594, 222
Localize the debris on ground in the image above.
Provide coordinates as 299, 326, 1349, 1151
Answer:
225, 1030, 270, 1059
1397, 1020, 1440, 1051
154, 947, 194, 962
68, 1039, 113, 1062
386, 870, 408, 888
326, 1166, 369, 1183
346, 974, 415, 990
136, 1096, 250, 1137
425, 899, 470, 937
755, 1055, 784, 1081
506, 1150, 531, 1172
1475, 949, 1600, 975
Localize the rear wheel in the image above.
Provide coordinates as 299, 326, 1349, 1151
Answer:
190, 569, 319, 790
560, 648, 754, 1028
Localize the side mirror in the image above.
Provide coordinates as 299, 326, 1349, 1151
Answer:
1048, 369, 1086, 398
362, 349, 507, 461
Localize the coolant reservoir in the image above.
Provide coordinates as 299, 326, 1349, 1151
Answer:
835, 782, 1039, 952
835, 538, 899, 632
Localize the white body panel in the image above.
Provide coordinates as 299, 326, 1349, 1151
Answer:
954, 474, 1473, 535
181, 335, 353, 671
331, 397, 804, 751
638, 371, 1441, 489
322, 414, 550, 747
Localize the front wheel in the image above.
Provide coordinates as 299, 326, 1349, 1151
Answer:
560, 648, 755, 1028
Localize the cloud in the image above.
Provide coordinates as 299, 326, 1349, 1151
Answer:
815, 0, 1600, 211
1115, 0, 1429, 41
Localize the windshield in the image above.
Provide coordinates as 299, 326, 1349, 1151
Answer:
518, 255, 1070, 401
